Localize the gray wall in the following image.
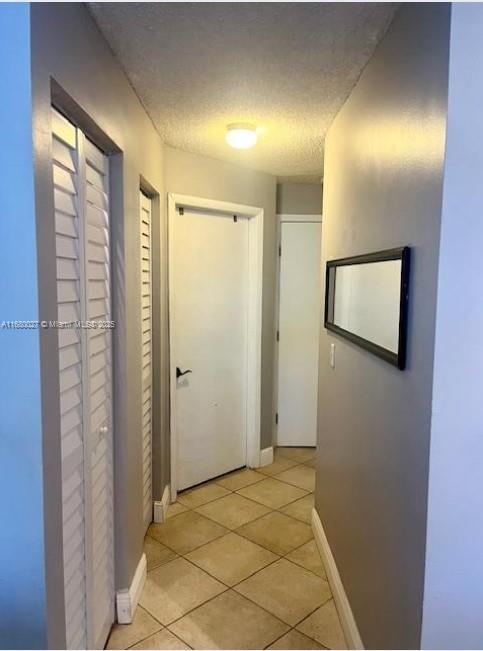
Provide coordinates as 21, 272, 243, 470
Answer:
422, 5, 483, 648
29, 4, 167, 643
316, 4, 450, 649
164, 145, 277, 450
0, 5, 49, 648
276, 182, 322, 215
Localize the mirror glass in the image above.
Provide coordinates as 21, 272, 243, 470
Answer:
325, 248, 410, 369
333, 260, 401, 353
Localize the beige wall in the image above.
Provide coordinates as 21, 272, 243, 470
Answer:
276, 182, 322, 215
317, 4, 450, 648
164, 145, 278, 450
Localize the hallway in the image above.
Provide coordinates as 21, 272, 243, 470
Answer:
107, 448, 346, 650
5, 4, 482, 649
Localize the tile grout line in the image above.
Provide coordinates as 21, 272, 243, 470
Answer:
289, 596, 338, 648
263, 624, 330, 650
293, 595, 333, 629
123, 614, 193, 651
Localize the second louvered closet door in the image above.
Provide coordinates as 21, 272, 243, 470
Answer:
140, 192, 153, 529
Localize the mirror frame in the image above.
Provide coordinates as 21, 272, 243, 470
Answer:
324, 247, 411, 370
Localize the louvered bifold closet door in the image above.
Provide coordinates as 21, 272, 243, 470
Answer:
52, 109, 88, 650
51, 108, 114, 650
140, 193, 153, 528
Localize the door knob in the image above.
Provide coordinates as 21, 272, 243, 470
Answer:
99, 425, 108, 436
176, 367, 192, 379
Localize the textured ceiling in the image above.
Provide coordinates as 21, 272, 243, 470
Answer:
89, 2, 397, 179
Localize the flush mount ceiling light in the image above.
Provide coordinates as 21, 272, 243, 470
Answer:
225, 123, 258, 149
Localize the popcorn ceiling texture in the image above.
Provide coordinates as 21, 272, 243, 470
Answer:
89, 3, 397, 179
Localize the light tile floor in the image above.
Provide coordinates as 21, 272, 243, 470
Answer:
106, 447, 347, 650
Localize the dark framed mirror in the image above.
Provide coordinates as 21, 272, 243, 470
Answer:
324, 247, 410, 369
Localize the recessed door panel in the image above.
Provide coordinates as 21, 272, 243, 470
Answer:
277, 221, 321, 447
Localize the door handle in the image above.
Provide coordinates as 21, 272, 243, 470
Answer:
176, 367, 192, 380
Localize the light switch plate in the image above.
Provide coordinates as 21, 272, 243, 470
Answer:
330, 343, 336, 369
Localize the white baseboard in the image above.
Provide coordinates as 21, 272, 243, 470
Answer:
311, 508, 364, 650
153, 484, 171, 523
116, 553, 147, 624
259, 446, 274, 467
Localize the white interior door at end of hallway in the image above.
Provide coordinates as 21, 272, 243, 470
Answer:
171, 206, 249, 491
52, 107, 114, 650
277, 219, 322, 447
140, 192, 153, 529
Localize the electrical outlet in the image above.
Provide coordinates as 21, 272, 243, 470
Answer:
330, 343, 336, 369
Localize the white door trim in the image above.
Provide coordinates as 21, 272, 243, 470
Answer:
168, 193, 264, 501
279, 213, 322, 223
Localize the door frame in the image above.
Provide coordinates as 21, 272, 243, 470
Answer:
168, 193, 264, 501
273, 213, 322, 446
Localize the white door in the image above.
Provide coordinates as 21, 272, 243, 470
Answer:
277, 220, 321, 446
52, 108, 114, 649
140, 192, 153, 528
171, 206, 249, 490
